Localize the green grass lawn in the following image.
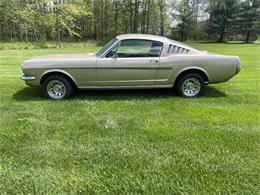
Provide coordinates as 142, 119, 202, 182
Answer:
0, 43, 259, 194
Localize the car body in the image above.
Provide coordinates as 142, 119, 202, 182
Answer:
21, 34, 241, 99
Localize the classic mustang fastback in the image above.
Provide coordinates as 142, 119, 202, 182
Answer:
21, 34, 240, 99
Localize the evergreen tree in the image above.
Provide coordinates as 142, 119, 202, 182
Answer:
236, 0, 260, 42
207, 0, 239, 42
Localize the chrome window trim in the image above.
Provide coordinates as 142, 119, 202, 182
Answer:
100, 40, 121, 58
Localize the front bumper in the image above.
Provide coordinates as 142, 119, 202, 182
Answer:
21, 75, 36, 81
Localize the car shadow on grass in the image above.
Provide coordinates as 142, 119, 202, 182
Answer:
203, 86, 227, 98
12, 86, 226, 101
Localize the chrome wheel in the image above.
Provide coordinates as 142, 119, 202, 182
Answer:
181, 77, 201, 97
47, 80, 66, 99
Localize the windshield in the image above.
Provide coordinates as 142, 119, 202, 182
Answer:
168, 39, 199, 51
96, 38, 118, 57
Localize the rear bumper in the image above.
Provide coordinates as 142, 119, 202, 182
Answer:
235, 56, 241, 74
236, 66, 241, 74
21, 75, 36, 81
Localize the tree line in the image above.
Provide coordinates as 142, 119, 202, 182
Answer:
0, 0, 259, 44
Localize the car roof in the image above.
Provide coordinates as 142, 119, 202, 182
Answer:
116, 34, 170, 43
115, 34, 200, 54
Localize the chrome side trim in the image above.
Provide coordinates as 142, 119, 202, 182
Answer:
78, 85, 173, 89
21, 75, 36, 81
95, 67, 159, 69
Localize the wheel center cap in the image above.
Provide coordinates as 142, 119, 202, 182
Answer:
187, 83, 194, 90
54, 85, 62, 93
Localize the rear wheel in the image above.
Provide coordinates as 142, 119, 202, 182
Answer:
176, 73, 205, 98
42, 75, 74, 100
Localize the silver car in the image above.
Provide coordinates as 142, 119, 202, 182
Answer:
21, 34, 241, 100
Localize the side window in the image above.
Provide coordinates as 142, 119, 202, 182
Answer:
114, 40, 162, 58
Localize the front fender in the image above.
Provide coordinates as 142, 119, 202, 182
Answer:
41, 69, 78, 86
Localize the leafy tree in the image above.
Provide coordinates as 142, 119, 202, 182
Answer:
173, 0, 196, 41
0, 0, 259, 43
53, 0, 91, 46
0, 0, 20, 41
158, 0, 167, 36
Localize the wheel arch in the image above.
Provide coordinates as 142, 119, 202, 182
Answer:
174, 68, 210, 86
40, 70, 78, 88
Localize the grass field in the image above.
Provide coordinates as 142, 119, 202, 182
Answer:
0, 43, 259, 194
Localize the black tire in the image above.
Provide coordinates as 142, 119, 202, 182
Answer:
42, 75, 74, 100
175, 73, 205, 98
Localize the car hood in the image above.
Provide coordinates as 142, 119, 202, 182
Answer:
22, 53, 97, 69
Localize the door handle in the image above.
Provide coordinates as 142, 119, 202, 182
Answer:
150, 60, 159, 63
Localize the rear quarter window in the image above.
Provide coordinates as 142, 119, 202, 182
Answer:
168, 44, 190, 54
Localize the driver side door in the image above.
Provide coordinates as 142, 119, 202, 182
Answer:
96, 39, 163, 86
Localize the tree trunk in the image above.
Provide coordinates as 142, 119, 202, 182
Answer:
129, 0, 133, 33
20, 28, 23, 42
114, 0, 118, 36
0, 24, 2, 41
25, 31, 28, 43
101, 0, 104, 40
218, 30, 224, 43
245, 16, 253, 43
133, 0, 139, 33
146, 0, 151, 34
218, 19, 227, 43
10, 31, 13, 41
246, 30, 250, 43
56, 15, 62, 47
141, 2, 147, 33
159, 0, 165, 36
57, 29, 61, 46
180, 30, 184, 42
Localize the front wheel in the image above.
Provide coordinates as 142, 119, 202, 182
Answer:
176, 73, 205, 98
42, 75, 74, 100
